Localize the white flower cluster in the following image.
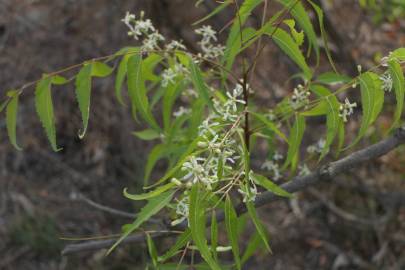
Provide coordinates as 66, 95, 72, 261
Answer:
306, 138, 326, 154
195, 25, 225, 59
290, 84, 310, 109
161, 63, 188, 87
238, 171, 259, 203
339, 98, 357, 122
380, 72, 393, 92
214, 84, 246, 121
171, 197, 189, 226
261, 152, 283, 181
173, 106, 191, 117
122, 11, 165, 51
298, 164, 311, 176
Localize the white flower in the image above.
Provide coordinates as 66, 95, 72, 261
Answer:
166, 40, 186, 51
380, 72, 393, 92
142, 31, 165, 51
339, 98, 357, 122
198, 118, 220, 136
261, 160, 282, 181
171, 197, 189, 226
195, 25, 217, 43
298, 164, 311, 176
225, 84, 246, 112
238, 183, 258, 203
195, 25, 225, 59
273, 151, 283, 161
290, 84, 310, 109
122, 11, 155, 40
307, 138, 326, 154
161, 68, 177, 87
173, 106, 191, 117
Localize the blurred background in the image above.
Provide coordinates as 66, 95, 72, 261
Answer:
0, 0, 404, 269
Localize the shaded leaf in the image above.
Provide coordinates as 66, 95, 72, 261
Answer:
189, 60, 214, 109
388, 59, 404, 131
132, 129, 161, 141
250, 173, 292, 198
283, 114, 306, 169
246, 201, 271, 253
250, 111, 288, 142
159, 229, 192, 262
6, 91, 22, 150
225, 195, 241, 270
123, 182, 176, 201
35, 76, 61, 151
75, 64, 92, 138
107, 190, 175, 254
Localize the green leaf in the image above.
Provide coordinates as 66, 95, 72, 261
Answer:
263, 27, 312, 79
115, 54, 130, 106
317, 72, 351, 85
250, 173, 292, 198
158, 229, 192, 262
309, 85, 341, 160
211, 211, 218, 260
225, 27, 256, 71
189, 60, 214, 110
75, 64, 92, 139
189, 185, 221, 270
51, 75, 69, 85
246, 201, 271, 253
107, 190, 175, 254
123, 182, 176, 201
349, 72, 384, 148
6, 91, 22, 150
91, 61, 113, 77
132, 129, 161, 141
193, 0, 232, 25
0, 98, 9, 113
35, 76, 61, 152
278, 0, 319, 61
389, 48, 405, 61
388, 59, 404, 131
144, 144, 168, 185
222, 0, 263, 71
308, 0, 338, 73
283, 19, 304, 47
146, 234, 158, 267
127, 54, 160, 130
250, 111, 288, 142
283, 114, 306, 169
241, 232, 262, 265
225, 195, 241, 270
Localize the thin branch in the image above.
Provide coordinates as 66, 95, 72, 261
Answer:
62, 126, 405, 255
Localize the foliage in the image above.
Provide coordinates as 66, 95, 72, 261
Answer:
1, 0, 404, 268
359, 0, 405, 23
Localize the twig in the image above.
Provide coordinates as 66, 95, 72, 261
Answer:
62, 126, 405, 255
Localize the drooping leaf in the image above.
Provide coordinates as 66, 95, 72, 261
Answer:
123, 182, 176, 201
127, 54, 160, 130
349, 72, 384, 148
250, 173, 292, 198
107, 190, 175, 254
225, 195, 241, 270
283, 114, 306, 169
158, 229, 192, 262
6, 91, 22, 150
189, 185, 221, 270
211, 211, 218, 260
388, 59, 404, 131
246, 201, 271, 253
35, 76, 61, 152
75, 64, 92, 139
241, 232, 262, 265
308, 0, 338, 73
132, 129, 161, 141
115, 54, 130, 106
309, 85, 341, 160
